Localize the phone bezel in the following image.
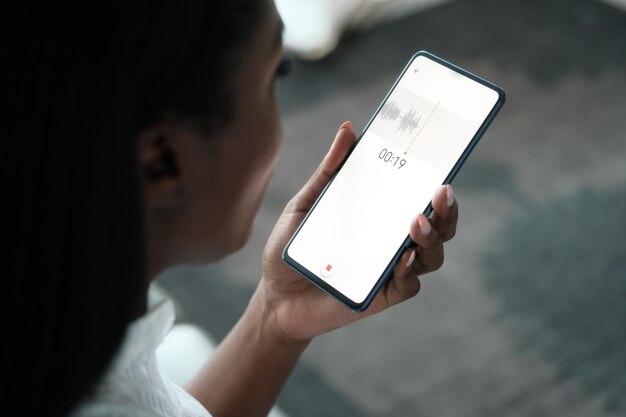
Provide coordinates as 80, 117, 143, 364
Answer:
282, 50, 506, 312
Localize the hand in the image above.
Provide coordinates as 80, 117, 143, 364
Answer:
258, 121, 459, 343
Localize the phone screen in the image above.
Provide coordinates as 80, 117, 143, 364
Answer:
284, 52, 504, 310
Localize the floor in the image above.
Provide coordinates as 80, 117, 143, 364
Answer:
158, 0, 626, 415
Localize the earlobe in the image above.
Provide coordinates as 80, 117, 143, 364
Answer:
138, 128, 185, 210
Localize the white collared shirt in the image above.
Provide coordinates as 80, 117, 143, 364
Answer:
71, 300, 211, 417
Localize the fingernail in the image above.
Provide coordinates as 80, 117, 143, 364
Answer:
446, 185, 455, 208
406, 250, 416, 268
340, 121, 352, 130
418, 214, 432, 236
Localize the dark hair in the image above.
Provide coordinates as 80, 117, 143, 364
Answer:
3, 1, 262, 416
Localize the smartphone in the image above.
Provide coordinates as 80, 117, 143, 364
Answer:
282, 51, 505, 311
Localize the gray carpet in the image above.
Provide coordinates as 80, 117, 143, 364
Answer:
159, 0, 626, 415
484, 187, 626, 414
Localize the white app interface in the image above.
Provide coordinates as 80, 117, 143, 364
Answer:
287, 55, 500, 304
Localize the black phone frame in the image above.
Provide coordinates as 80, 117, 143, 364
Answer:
282, 50, 506, 312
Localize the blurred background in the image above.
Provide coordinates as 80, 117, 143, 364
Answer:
158, 0, 626, 415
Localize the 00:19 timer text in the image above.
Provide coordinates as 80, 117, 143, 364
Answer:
378, 148, 406, 169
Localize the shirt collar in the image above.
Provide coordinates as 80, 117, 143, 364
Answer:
109, 298, 175, 370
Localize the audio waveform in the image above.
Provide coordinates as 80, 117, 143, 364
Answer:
380, 101, 402, 121
380, 101, 423, 135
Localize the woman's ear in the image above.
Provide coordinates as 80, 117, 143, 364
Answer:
137, 126, 185, 210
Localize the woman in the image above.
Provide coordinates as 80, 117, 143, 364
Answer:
5, 0, 458, 416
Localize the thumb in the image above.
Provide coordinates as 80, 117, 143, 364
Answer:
291, 121, 357, 213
